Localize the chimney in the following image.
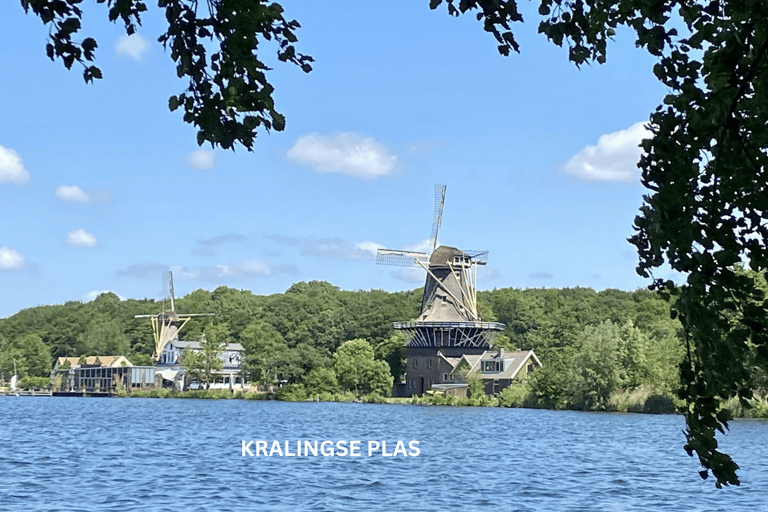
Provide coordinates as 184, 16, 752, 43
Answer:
497, 347, 504, 358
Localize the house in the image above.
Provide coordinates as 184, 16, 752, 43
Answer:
50, 355, 140, 393
49, 335, 247, 393
408, 347, 541, 397
53, 355, 132, 370
156, 336, 246, 391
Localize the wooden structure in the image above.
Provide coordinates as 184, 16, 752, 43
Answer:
134, 271, 214, 364
376, 185, 507, 396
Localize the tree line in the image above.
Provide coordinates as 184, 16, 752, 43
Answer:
0, 280, 687, 403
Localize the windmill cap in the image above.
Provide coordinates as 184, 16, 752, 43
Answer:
429, 245, 486, 265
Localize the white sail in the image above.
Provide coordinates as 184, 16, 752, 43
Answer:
10, 373, 18, 390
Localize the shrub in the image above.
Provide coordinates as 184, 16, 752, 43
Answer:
277, 383, 307, 402
18, 376, 50, 390
497, 383, 532, 408
643, 393, 676, 414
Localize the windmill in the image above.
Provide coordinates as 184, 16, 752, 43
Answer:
376, 185, 504, 348
135, 271, 214, 364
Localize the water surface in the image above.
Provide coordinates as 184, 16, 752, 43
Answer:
1, 397, 766, 511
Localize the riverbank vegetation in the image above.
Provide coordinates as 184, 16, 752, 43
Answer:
3, 280, 768, 418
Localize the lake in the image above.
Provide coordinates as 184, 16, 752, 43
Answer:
1, 397, 767, 511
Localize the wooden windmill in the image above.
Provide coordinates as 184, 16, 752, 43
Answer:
135, 271, 214, 364
376, 185, 503, 348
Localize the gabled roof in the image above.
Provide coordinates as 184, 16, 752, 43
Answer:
445, 353, 485, 374
436, 351, 461, 368
475, 350, 541, 380
440, 349, 541, 381
55, 355, 132, 368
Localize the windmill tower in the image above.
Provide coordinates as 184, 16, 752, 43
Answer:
376, 185, 504, 395
135, 271, 214, 364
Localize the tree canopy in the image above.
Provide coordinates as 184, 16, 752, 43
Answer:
17, 0, 768, 486
20, 0, 313, 149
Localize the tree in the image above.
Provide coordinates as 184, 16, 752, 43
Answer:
181, 325, 226, 389
374, 333, 407, 382
303, 367, 338, 396
19, 0, 313, 150
467, 376, 486, 399
567, 321, 626, 411
333, 339, 392, 396
0, 334, 54, 378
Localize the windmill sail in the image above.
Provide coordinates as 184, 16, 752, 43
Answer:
429, 184, 446, 251
375, 249, 429, 268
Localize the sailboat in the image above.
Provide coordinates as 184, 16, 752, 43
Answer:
9, 360, 18, 396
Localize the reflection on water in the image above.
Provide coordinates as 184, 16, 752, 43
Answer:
1, 397, 767, 511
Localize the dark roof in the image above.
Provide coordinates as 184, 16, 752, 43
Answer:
174, 340, 244, 351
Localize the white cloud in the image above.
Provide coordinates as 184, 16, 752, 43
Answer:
55, 185, 111, 203
186, 148, 216, 171
66, 228, 97, 247
115, 33, 150, 61
356, 240, 385, 256
116, 262, 169, 278
564, 122, 651, 182
56, 185, 90, 202
0, 145, 30, 184
287, 132, 397, 179
299, 237, 380, 261
406, 239, 433, 254
0, 247, 24, 270
199, 234, 247, 246
192, 260, 275, 281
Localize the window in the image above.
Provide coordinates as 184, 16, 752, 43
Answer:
482, 361, 501, 372
413, 359, 418, 368
428, 359, 432, 368
527, 363, 535, 373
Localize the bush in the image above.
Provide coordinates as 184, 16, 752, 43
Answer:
643, 393, 676, 414
18, 376, 50, 390
244, 391, 274, 400
497, 383, 532, 408
361, 393, 387, 404
277, 383, 307, 402
467, 377, 485, 399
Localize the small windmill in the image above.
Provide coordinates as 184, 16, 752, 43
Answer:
135, 271, 214, 364
376, 185, 503, 348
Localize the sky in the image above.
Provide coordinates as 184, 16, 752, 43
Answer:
0, 1, 677, 319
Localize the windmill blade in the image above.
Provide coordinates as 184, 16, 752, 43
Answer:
376, 248, 429, 267
163, 271, 175, 312
429, 184, 446, 251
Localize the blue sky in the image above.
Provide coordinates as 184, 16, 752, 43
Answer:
0, 1, 675, 318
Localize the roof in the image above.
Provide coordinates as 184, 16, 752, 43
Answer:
442, 350, 542, 381
172, 340, 244, 351
55, 355, 132, 368
476, 350, 541, 380
437, 352, 461, 368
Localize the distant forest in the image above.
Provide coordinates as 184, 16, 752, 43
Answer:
0, 281, 692, 409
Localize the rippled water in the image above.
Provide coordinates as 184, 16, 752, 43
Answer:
1, 397, 767, 511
